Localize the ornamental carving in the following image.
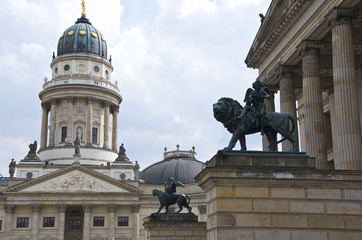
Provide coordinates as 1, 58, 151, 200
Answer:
42, 172, 109, 191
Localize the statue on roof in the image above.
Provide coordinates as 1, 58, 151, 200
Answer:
133, 161, 140, 180
29, 141, 37, 154
9, 159, 16, 178
152, 178, 192, 214
74, 136, 81, 156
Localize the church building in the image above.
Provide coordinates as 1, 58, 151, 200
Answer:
0, 4, 206, 240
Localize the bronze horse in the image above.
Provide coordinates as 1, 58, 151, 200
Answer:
152, 189, 192, 213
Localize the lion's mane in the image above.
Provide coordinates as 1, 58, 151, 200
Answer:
213, 97, 243, 133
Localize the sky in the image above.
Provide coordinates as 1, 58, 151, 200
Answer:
0, 0, 271, 177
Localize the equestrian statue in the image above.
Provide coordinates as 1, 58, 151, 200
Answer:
152, 178, 192, 213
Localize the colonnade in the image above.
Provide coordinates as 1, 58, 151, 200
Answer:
267, 8, 362, 170
40, 98, 119, 151
3, 203, 140, 240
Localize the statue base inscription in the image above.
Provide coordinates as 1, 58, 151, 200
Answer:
143, 213, 206, 240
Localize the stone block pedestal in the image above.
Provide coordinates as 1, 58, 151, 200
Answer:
143, 213, 207, 240
195, 151, 362, 240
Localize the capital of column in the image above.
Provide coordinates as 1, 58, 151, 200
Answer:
87, 97, 94, 105
198, 205, 207, 215
41, 102, 49, 111
103, 100, 110, 108
4, 204, 15, 214
31, 203, 41, 213
131, 204, 141, 213
67, 96, 75, 104
277, 65, 295, 79
83, 204, 92, 213
297, 40, 323, 57
112, 105, 119, 114
108, 204, 117, 212
327, 8, 358, 27
57, 204, 68, 213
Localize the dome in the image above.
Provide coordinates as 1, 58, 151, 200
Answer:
57, 16, 107, 58
140, 146, 205, 184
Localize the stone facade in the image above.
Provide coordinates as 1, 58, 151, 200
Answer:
196, 152, 362, 240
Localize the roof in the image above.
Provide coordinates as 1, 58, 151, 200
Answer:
140, 147, 205, 184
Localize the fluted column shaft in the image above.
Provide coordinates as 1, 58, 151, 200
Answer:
66, 97, 74, 144
83, 204, 92, 240
40, 103, 49, 149
329, 91, 341, 167
132, 204, 140, 240
263, 90, 276, 151
357, 67, 362, 131
103, 102, 110, 148
31, 204, 41, 240
87, 97, 93, 146
279, 66, 299, 151
57, 204, 67, 240
108, 205, 117, 240
329, 9, 362, 169
299, 41, 328, 169
49, 100, 57, 147
4, 204, 14, 240
112, 106, 119, 151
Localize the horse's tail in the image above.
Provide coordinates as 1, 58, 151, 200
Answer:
277, 114, 295, 144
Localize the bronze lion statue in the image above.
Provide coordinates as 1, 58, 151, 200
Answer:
213, 97, 297, 152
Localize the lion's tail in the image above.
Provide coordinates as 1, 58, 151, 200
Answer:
277, 114, 295, 144
186, 195, 191, 205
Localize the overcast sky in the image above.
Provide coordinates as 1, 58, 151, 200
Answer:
0, 0, 270, 177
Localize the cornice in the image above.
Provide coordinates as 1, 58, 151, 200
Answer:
246, 0, 313, 68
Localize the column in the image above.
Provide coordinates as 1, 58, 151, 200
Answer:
66, 97, 74, 145
83, 204, 92, 240
112, 106, 119, 151
131, 204, 140, 240
197, 205, 207, 222
31, 204, 41, 240
298, 40, 328, 169
103, 101, 110, 148
40, 102, 49, 149
4, 204, 14, 240
57, 204, 67, 240
328, 9, 362, 169
86, 97, 93, 146
49, 100, 57, 147
107, 204, 117, 240
263, 90, 276, 151
278, 66, 299, 151
357, 67, 362, 130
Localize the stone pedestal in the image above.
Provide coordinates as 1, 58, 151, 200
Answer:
196, 151, 362, 240
143, 213, 207, 240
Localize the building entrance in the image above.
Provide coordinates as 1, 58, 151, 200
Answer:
64, 206, 84, 240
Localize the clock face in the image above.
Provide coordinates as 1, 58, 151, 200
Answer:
120, 173, 126, 180
26, 172, 33, 179
93, 66, 99, 73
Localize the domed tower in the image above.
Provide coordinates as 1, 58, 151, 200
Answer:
38, 8, 122, 165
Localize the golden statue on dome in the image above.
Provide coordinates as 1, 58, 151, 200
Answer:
81, 0, 86, 16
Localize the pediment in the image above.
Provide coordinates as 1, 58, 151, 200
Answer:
4, 164, 141, 194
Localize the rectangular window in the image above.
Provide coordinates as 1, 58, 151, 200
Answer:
43, 217, 55, 227
16, 217, 29, 228
0, 220, 2, 231
92, 127, 98, 144
61, 126, 67, 142
117, 216, 129, 227
93, 216, 105, 227
68, 220, 81, 230
70, 211, 81, 216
